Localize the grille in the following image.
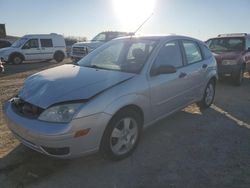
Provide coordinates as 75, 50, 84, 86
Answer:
72, 47, 88, 56
11, 97, 44, 119
41, 146, 70, 156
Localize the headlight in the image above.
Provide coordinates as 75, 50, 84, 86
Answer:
222, 60, 238, 65
38, 103, 82, 123
0, 52, 8, 61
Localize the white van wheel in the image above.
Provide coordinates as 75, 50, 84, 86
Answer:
54, 51, 65, 63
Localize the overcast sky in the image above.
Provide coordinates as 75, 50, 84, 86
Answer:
0, 0, 249, 40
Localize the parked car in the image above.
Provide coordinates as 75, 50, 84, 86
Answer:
71, 31, 133, 62
0, 33, 66, 64
4, 35, 217, 160
206, 33, 250, 85
0, 39, 11, 49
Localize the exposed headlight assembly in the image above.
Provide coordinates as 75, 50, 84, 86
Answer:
222, 60, 238, 65
38, 103, 82, 123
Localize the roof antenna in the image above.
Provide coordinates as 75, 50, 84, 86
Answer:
131, 13, 154, 37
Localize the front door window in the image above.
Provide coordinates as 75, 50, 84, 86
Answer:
22, 39, 39, 49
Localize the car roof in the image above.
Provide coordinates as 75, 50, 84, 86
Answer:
23, 33, 63, 38
208, 33, 250, 40
113, 35, 204, 43
217, 33, 250, 38
101, 31, 130, 34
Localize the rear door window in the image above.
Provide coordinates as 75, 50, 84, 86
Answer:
40, 39, 53, 48
182, 40, 202, 64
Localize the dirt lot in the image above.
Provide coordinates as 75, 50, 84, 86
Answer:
0, 61, 250, 188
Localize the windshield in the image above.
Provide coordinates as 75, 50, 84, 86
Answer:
77, 38, 158, 74
11, 38, 28, 48
207, 37, 245, 53
91, 33, 106, 42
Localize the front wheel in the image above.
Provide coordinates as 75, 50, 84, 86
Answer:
197, 79, 215, 109
11, 55, 23, 64
101, 109, 142, 160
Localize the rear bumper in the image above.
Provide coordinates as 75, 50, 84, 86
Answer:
3, 101, 111, 159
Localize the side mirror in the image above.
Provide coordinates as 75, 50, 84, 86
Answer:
151, 64, 177, 76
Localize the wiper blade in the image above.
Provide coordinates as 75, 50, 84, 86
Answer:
84, 65, 107, 70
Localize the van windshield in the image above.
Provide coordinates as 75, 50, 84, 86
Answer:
91, 33, 106, 42
11, 38, 28, 48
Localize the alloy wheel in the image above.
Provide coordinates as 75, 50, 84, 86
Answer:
205, 83, 214, 106
110, 117, 138, 156
13, 56, 22, 64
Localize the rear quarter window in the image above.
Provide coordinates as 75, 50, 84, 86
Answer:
200, 43, 213, 59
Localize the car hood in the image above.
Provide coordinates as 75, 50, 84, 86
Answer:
73, 41, 104, 49
0, 47, 14, 54
19, 64, 135, 109
213, 51, 242, 63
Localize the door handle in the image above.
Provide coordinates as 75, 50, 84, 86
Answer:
179, 72, 187, 78
202, 64, 208, 69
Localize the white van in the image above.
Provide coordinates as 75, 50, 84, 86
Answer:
0, 33, 66, 64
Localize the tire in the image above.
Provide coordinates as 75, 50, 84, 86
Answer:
233, 67, 244, 86
54, 51, 65, 63
101, 109, 142, 160
11, 54, 23, 64
197, 79, 215, 109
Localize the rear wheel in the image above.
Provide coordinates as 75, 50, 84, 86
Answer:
197, 79, 215, 109
54, 51, 65, 63
101, 109, 142, 160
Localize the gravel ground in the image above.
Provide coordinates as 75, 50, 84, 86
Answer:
0, 61, 250, 188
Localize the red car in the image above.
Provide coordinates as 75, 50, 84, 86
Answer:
206, 33, 250, 86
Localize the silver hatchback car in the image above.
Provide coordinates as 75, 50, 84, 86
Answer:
4, 35, 217, 160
